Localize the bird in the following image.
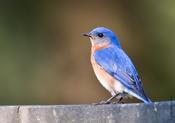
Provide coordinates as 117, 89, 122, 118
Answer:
83, 27, 152, 104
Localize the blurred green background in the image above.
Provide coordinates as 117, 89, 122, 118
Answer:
0, 0, 174, 104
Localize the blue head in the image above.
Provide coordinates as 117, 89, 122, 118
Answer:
83, 27, 121, 48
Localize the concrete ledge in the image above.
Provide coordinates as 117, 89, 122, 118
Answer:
0, 101, 174, 123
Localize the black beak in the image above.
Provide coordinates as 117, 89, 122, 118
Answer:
82, 33, 91, 37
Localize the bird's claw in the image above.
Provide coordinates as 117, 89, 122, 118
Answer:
92, 100, 111, 105
110, 101, 124, 104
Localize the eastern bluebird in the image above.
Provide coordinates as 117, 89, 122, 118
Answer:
83, 27, 152, 104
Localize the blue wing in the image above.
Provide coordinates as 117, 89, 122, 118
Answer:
94, 46, 151, 103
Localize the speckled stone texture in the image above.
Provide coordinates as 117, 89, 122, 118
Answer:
0, 101, 174, 123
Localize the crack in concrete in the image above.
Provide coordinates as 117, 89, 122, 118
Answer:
17, 106, 20, 114
16, 106, 21, 123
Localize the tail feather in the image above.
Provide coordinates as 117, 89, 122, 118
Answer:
124, 88, 152, 104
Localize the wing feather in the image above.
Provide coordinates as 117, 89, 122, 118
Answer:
94, 46, 150, 102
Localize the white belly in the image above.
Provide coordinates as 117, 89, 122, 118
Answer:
94, 69, 113, 93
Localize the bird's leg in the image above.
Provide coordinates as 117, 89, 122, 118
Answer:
117, 97, 124, 104
93, 94, 119, 105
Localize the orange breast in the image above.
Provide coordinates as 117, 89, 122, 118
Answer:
91, 53, 116, 93
90, 46, 125, 94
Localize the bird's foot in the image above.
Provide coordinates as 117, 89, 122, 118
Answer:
111, 97, 124, 104
111, 101, 124, 104
92, 100, 112, 105
115, 101, 124, 104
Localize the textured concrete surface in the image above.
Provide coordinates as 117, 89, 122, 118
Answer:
0, 101, 174, 123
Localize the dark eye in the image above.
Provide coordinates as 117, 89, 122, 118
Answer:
97, 33, 104, 38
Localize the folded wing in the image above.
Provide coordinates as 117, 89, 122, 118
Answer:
94, 46, 151, 103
